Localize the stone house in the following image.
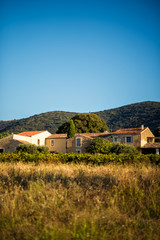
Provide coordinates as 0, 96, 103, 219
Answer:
0, 135, 30, 153
1, 126, 159, 154
45, 126, 160, 154
105, 126, 154, 149
0, 131, 51, 153
45, 132, 108, 153
45, 134, 67, 153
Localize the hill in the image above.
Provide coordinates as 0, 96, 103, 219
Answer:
0, 111, 77, 135
0, 101, 159, 134
95, 101, 160, 132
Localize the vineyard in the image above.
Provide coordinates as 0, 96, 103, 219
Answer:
0, 152, 160, 165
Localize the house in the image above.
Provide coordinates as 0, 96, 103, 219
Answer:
105, 125, 154, 149
45, 134, 67, 153
45, 132, 108, 153
1, 126, 159, 154
0, 135, 30, 153
0, 131, 51, 153
66, 133, 108, 153
13, 131, 51, 146
45, 125, 160, 154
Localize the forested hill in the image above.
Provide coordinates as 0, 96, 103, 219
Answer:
0, 101, 160, 134
0, 111, 77, 135
95, 101, 160, 132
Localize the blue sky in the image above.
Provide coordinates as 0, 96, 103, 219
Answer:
0, 0, 160, 120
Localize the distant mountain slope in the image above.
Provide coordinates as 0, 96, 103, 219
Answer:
95, 101, 160, 132
0, 101, 159, 134
0, 111, 77, 134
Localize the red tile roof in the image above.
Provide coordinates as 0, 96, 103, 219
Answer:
47, 134, 67, 139
17, 131, 46, 137
47, 132, 109, 139
76, 132, 109, 137
111, 128, 146, 135
141, 143, 160, 149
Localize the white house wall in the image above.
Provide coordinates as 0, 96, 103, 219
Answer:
13, 131, 51, 146
31, 131, 51, 145
13, 134, 31, 143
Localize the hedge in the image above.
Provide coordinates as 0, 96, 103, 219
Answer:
0, 152, 160, 165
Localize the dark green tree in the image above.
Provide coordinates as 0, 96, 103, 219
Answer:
57, 113, 109, 133
87, 138, 113, 154
87, 137, 138, 154
67, 120, 75, 138
154, 126, 160, 142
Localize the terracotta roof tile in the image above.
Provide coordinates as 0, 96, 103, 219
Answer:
141, 143, 160, 149
76, 133, 109, 138
47, 134, 67, 139
111, 128, 146, 135
17, 131, 46, 137
46, 132, 109, 139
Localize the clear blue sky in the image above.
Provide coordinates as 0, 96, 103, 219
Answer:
0, 0, 160, 120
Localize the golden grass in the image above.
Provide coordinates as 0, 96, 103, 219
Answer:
0, 162, 160, 240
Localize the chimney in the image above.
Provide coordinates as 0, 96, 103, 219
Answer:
141, 125, 144, 130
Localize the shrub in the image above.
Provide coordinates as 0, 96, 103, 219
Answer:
87, 138, 113, 154
37, 145, 49, 153
110, 142, 138, 154
87, 138, 138, 155
16, 144, 49, 154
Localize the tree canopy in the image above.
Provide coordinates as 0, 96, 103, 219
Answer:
87, 137, 138, 155
154, 126, 160, 142
57, 113, 109, 134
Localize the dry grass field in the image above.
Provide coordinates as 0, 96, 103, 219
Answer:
0, 162, 160, 240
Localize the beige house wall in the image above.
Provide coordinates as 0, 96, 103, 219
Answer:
140, 128, 155, 147
45, 138, 66, 153
105, 134, 141, 148
67, 135, 92, 153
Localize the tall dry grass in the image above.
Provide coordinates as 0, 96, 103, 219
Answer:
0, 162, 160, 240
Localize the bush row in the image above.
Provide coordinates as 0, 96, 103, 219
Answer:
0, 152, 160, 165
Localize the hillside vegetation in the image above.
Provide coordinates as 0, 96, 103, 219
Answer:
95, 101, 160, 132
0, 101, 159, 134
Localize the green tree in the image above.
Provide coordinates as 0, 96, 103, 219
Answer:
87, 137, 138, 154
67, 120, 75, 138
0, 132, 10, 139
110, 143, 138, 154
87, 138, 113, 154
154, 126, 160, 142
57, 113, 109, 133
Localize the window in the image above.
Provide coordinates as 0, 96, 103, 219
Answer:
147, 137, 153, 143
76, 138, 82, 147
0, 148, 4, 153
51, 140, 55, 146
37, 139, 40, 145
113, 136, 119, 142
126, 136, 132, 143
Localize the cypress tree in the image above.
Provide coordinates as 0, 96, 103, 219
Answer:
67, 119, 76, 138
